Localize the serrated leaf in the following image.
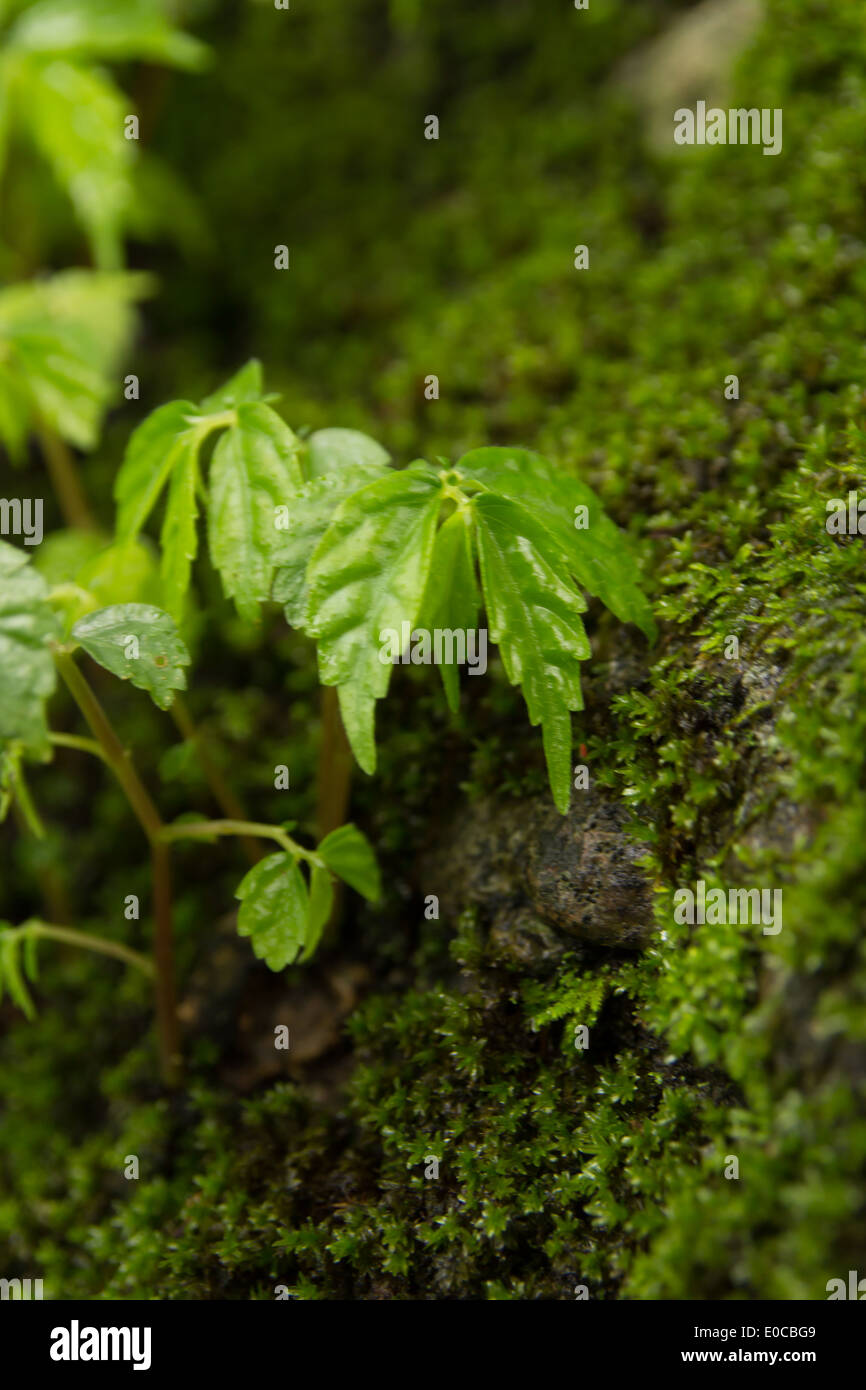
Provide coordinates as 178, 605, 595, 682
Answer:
160, 437, 199, 620
305, 427, 390, 480
7, 0, 210, 70
318, 823, 381, 902
474, 492, 591, 814
457, 447, 656, 641
272, 465, 390, 627
235, 852, 309, 971
199, 359, 264, 414
0, 540, 59, 751
301, 865, 335, 962
207, 403, 304, 622
114, 399, 200, 539
303, 468, 443, 769
71, 602, 189, 710
417, 508, 480, 713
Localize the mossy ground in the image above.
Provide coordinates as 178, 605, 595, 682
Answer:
2, 0, 865, 1299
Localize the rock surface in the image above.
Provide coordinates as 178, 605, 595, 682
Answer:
422, 790, 653, 951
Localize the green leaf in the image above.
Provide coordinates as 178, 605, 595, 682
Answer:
7, 0, 210, 70
305, 427, 390, 480
0, 272, 150, 453
159, 436, 199, 620
337, 684, 377, 775
15, 56, 134, 269
417, 508, 480, 713
71, 602, 190, 710
301, 865, 335, 962
303, 468, 443, 769
199, 359, 265, 414
114, 399, 200, 539
456, 447, 656, 641
235, 852, 309, 971
272, 465, 390, 627
0, 540, 59, 751
207, 403, 304, 622
317, 823, 381, 902
76, 537, 161, 612
0, 928, 36, 1019
473, 492, 590, 814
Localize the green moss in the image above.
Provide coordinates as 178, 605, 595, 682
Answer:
2, 0, 865, 1299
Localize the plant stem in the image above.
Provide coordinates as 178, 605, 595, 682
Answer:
159, 818, 324, 868
11, 768, 71, 923
316, 685, 353, 841
54, 653, 162, 839
169, 696, 261, 864
26, 921, 155, 977
49, 731, 109, 763
316, 685, 353, 934
53, 651, 180, 1085
37, 426, 97, 532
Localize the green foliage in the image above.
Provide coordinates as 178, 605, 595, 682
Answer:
0, 540, 58, 750
118, 365, 651, 808
235, 852, 310, 972
114, 366, 305, 621
236, 822, 380, 970
317, 823, 381, 904
0, 920, 38, 1019
0, 0, 208, 267
0, 271, 149, 456
71, 602, 189, 710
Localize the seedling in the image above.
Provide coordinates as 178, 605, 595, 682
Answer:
0, 360, 653, 1083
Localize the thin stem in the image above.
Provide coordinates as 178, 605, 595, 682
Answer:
169, 696, 261, 864
316, 685, 353, 841
54, 652, 163, 841
151, 841, 181, 1085
11, 764, 45, 839
37, 426, 97, 532
49, 732, 109, 763
26, 921, 155, 978
53, 650, 180, 1086
159, 818, 324, 868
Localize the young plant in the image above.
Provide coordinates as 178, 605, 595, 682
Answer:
0, 359, 653, 1084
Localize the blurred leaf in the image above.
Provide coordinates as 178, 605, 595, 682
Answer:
0, 540, 59, 752
13, 55, 134, 268
71, 601, 189, 709
305, 427, 390, 480
114, 398, 200, 538
0, 271, 150, 452
7, 0, 209, 70
200, 359, 265, 414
